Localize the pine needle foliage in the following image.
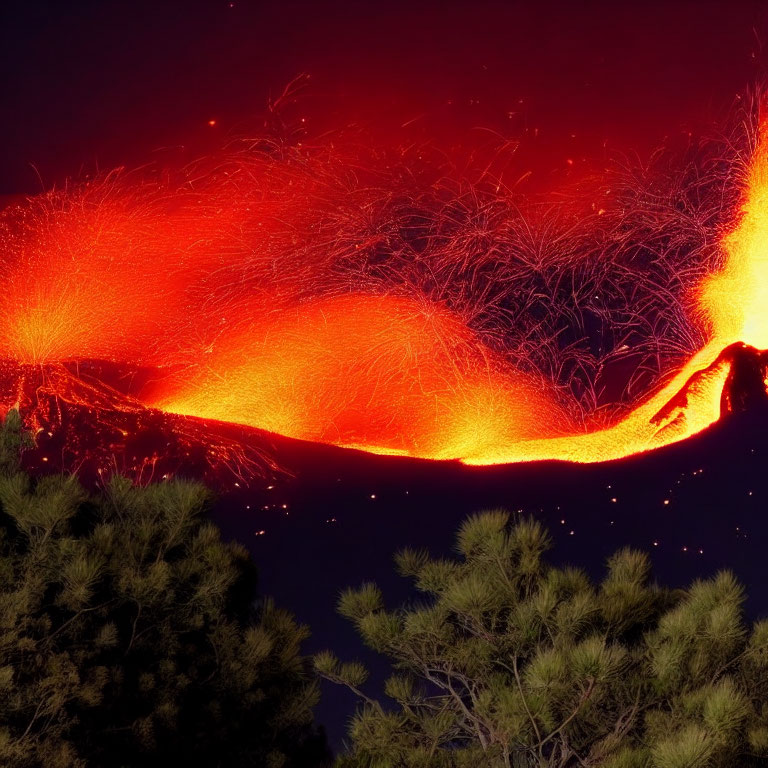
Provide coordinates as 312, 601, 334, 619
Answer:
318, 510, 768, 767
0, 411, 328, 768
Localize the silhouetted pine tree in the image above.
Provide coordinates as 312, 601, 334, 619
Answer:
318, 511, 768, 767
0, 411, 330, 768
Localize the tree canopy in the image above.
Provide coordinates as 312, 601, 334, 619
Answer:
0, 411, 328, 768
318, 510, 768, 767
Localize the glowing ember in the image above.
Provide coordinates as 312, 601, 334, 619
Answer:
0, 106, 766, 470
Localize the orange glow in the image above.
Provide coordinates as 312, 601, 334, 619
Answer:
0, 115, 766, 469
0, 156, 350, 366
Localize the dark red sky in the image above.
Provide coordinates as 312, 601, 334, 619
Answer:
2, 0, 767, 194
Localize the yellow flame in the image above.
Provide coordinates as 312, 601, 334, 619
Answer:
699, 123, 768, 350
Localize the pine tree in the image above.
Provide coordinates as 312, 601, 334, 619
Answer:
318, 510, 768, 767
0, 411, 330, 768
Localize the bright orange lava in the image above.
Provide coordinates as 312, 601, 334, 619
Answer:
1, 117, 767, 467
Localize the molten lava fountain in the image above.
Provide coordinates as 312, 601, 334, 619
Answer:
151, 120, 768, 465
0, 115, 767, 472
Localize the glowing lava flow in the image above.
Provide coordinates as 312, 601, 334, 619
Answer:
0, 113, 766, 469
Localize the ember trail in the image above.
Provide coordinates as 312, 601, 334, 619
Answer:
0, 106, 765, 468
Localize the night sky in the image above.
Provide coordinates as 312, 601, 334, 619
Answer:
4, 0, 768, 752
3, 0, 767, 194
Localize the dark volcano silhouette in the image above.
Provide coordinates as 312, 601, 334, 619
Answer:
5, 341, 768, 488
652, 342, 768, 428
